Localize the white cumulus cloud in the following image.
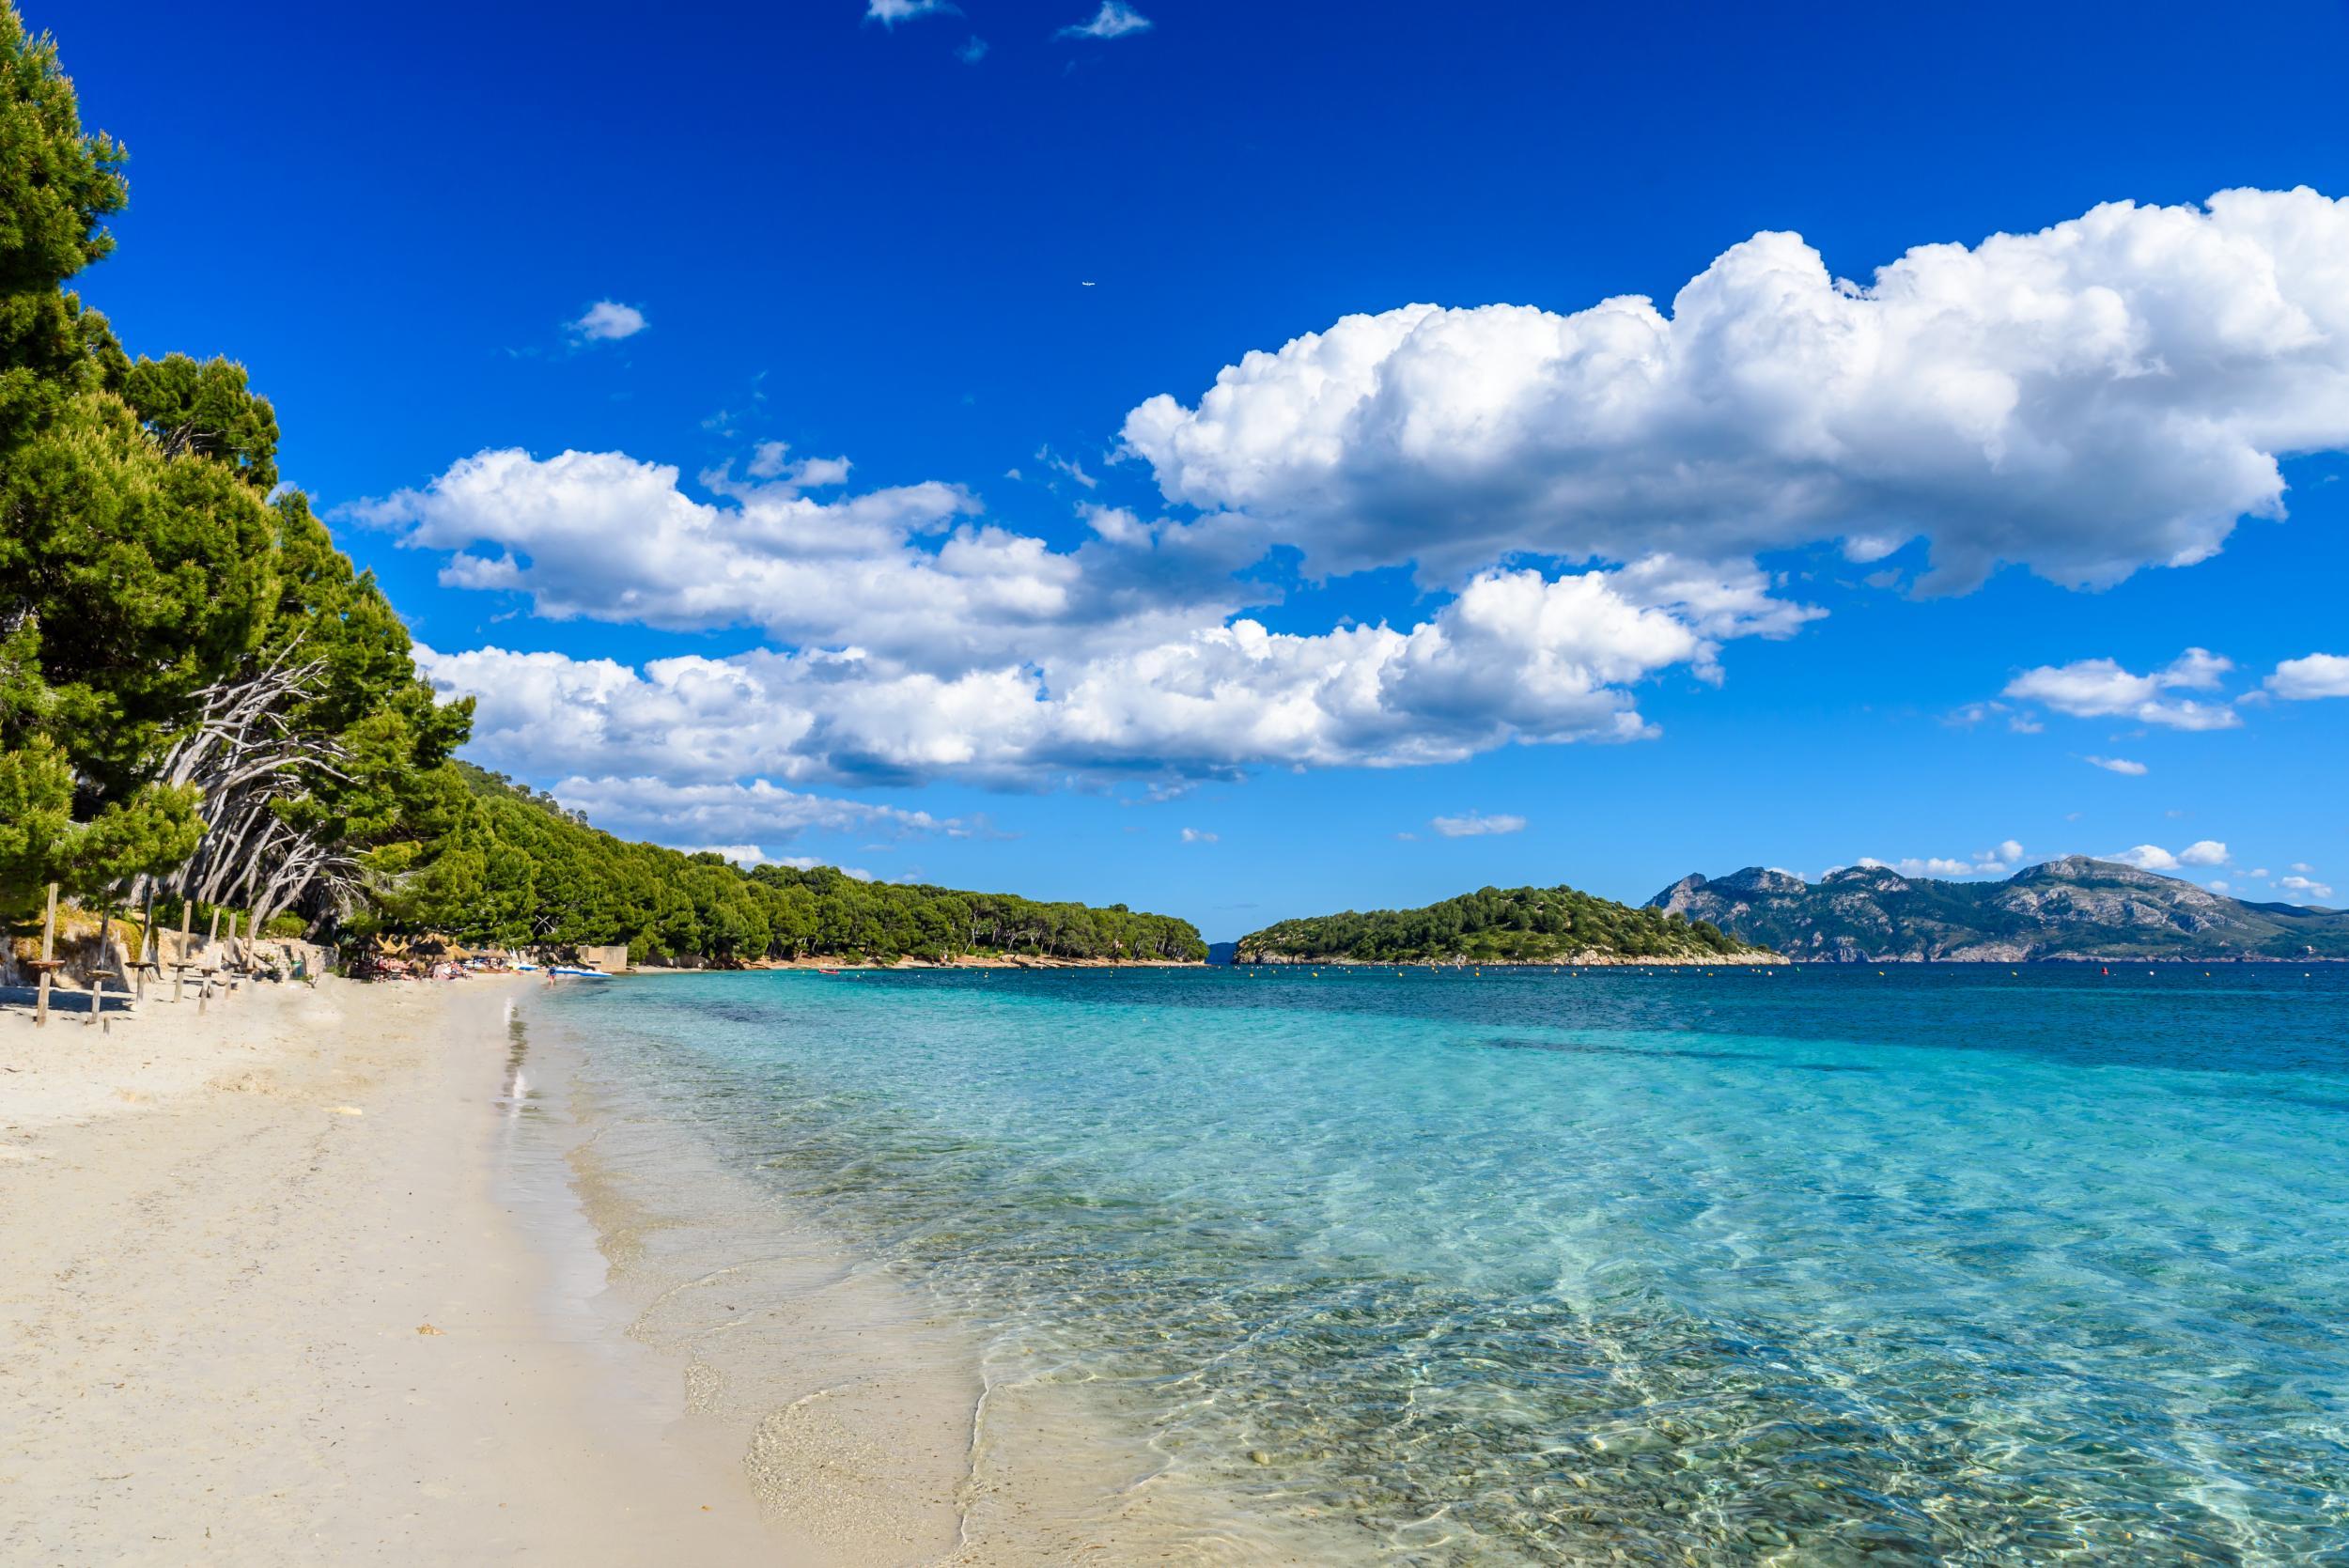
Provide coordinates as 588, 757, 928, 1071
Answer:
740, 441, 851, 491
413, 556, 1742, 786
683, 845, 771, 868
2085, 755, 2149, 775
1854, 843, 2019, 878
384, 445, 1820, 784
552, 775, 956, 847
389, 186, 2349, 802
1123, 188, 2349, 595
2265, 653, 2349, 700
2279, 874, 2334, 901
354, 448, 1231, 673
2110, 841, 2228, 873
569, 300, 646, 341
2002, 648, 2239, 730
1179, 828, 1218, 844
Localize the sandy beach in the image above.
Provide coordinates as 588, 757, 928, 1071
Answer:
0, 972, 1345, 1567
0, 978, 832, 1565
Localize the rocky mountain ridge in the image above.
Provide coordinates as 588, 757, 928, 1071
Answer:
1648, 856, 2349, 962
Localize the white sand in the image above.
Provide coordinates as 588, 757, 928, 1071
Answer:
0, 977, 794, 1564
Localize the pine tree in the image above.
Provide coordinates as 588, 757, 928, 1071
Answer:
0, 4, 209, 921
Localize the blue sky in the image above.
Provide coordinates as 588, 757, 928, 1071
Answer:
60, 0, 2349, 936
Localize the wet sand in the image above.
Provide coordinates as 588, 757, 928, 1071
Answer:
532, 990, 1357, 1567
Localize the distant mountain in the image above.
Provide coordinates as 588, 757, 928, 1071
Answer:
1648, 856, 2349, 962
1237, 883, 1782, 965
1206, 941, 1239, 967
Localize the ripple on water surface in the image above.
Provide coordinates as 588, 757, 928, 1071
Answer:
550, 965, 2349, 1563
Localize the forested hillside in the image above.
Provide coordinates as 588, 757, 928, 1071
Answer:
0, 8, 1200, 969
1237, 883, 1764, 964
387, 766, 1206, 965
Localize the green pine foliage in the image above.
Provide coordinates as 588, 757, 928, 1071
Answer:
0, 4, 212, 918
1237, 884, 1752, 964
381, 766, 1206, 967
0, 6, 458, 924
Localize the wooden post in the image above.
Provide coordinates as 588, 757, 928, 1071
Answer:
87, 904, 111, 1026
137, 890, 156, 1001
175, 900, 193, 1002
35, 882, 58, 1028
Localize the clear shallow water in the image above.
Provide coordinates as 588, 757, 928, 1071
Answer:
550, 965, 2349, 1564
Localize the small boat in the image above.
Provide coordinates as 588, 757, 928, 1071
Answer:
817, 968, 841, 976
548, 966, 612, 979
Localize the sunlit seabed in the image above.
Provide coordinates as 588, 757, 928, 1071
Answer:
546, 966, 2349, 1564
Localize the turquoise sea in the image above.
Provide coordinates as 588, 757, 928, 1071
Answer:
547, 965, 2349, 1563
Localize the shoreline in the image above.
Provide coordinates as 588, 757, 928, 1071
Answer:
632, 954, 1208, 973
530, 986, 1359, 1564
0, 970, 1343, 1564
1229, 950, 1791, 966
1224, 952, 2342, 967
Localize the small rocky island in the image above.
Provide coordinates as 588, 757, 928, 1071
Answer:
1649, 856, 2349, 962
1235, 883, 1785, 965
